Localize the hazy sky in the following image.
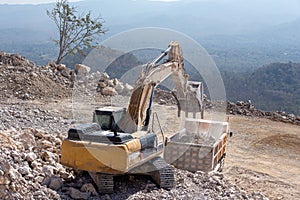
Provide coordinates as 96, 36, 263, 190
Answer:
0, 0, 199, 4
0, 0, 80, 4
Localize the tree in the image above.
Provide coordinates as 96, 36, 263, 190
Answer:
47, 0, 106, 64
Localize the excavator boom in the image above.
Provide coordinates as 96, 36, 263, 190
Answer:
127, 41, 204, 131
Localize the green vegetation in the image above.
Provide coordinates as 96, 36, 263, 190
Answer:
223, 62, 300, 115
47, 0, 106, 64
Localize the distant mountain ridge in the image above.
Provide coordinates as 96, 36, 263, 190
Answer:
224, 62, 300, 115
1, 0, 300, 69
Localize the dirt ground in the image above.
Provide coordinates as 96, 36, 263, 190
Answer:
40, 99, 300, 199
138, 103, 300, 200
224, 115, 300, 200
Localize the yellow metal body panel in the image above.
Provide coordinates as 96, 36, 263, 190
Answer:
61, 139, 141, 174
125, 139, 141, 152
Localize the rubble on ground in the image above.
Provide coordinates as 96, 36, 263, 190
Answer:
0, 100, 71, 132
0, 99, 265, 199
0, 128, 264, 200
227, 100, 300, 125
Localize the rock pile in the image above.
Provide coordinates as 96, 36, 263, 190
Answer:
0, 52, 134, 101
227, 100, 300, 125
0, 52, 35, 68
0, 52, 73, 100
0, 126, 266, 200
96, 72, 133, 96
0, 128, 102, 200
153, 88, 177, 105
128, 169, 268, 200
0, 128, 66, 199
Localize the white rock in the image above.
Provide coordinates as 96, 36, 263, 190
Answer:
18, 166, 31, 175
75, 64, 91, 77
115, 82, 124, 93
31, 160, 42, 169
99, 72, 110, 81
26, 152, 37, 163
32, 129, 45, 138
41, 151, 57, 162
107, 80, 114, 87
34, 176, 44, 183
123, 83, 134, 95
39, 140, 53, 148
60, 171, 74, 182
42, 165, 55, 176
9, 169, 22, 181
101, 87, 117, 96
33, 190, 45, 198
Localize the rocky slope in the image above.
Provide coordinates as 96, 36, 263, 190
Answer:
0, 111, 267, 199
0, 52, 298, 199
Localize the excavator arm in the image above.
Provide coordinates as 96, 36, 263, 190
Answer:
127, 41, 204, 131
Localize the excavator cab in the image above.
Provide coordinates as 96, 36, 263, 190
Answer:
93, 106, 126, 132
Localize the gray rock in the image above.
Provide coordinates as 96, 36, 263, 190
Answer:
49, 176, 63, 190
68, 187, 90, 200
81, 183, 98, 196
41, 176, 51, 187
60, 70, 70, 78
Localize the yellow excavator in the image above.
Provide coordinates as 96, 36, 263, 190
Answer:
61, 42, 204, 193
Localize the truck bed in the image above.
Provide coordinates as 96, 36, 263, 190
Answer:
164, 119, 228, 172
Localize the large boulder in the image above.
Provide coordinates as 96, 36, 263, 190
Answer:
115, 82, 125, 94
75, 64, 91, 78
123, 83, 134, 95
101, 87, 117, 96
